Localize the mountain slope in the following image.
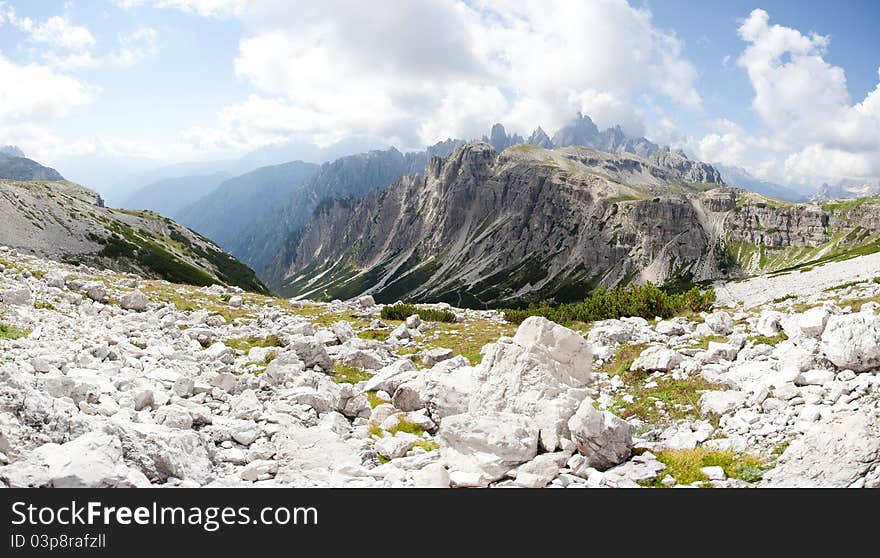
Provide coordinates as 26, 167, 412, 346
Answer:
0, 179, 267, 293
0, 152, 65, 181
276, 142, 880, 307
235, 148, 432, 282
176, 161, 319, 254
275, 142, 729, 305
122, 172, 231, 217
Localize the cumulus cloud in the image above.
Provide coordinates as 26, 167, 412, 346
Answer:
0, 54, 95, 160
109, 27, 159, 67
116, 0, 246, 18
22, 15, 96, 51
737, 9, 880, 183
181, 0, 703, 152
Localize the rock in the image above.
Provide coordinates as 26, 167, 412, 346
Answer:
231, 389, 263, 420
1, 285, 33, 306
566, 399, 632, 470
45, 270, 68, 289
795, 369, 835, 386
762, 411, 880, 487
0, 431, 148, 488
631, 345, 683, 372
700, 466, 726, 481
106, 422, 213, 484
704, 341, 740, 363
469, 317, 592, 452
362, 359, 418, 394
410, 463, 450, 488
84, 282, 107, 303
287, 335, 332, 370
240, 460, 278, 482
755, 311, 784, 337
699, 390, 748, 417
819, 312, 880, 372
155, 405, 194, 429
422, 347, 454, 366
356, 295, 375, 308
332, 321, 355, 343
120, 290, 150, 311
439, 412, 539, 487
655, 319, 685, 336
228, 295, 243, 308
274, 427, 370, 487
511, 453, 563, 488
704, 311, 733, 335
405, 314, 422, 329
204, 342, 234, 364
793, 307, 830, 339
374, 433, 420, 460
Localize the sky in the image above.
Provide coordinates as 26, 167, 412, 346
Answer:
0, 0, 878, 192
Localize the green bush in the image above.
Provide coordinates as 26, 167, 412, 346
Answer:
380, 303, 457, 323
502, 283, 715, 326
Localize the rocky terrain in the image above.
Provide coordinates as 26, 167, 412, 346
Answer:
0, 179, 266, 293
0, 150, 65, 182
275, 142, 880, 306
1, 245, 877, 488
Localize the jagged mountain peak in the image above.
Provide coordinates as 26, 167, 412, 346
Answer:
1, 145, 25, 158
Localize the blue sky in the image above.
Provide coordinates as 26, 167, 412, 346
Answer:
1, 0, 878, 191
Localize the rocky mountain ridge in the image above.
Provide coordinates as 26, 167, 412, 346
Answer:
275, 142, 879, 306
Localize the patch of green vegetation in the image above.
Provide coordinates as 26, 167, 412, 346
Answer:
770, 441, 790, 461
131, 341, 148, 350
687, 335, 729, 350
610, 369, 726, 424
421, 320, 516, 365
385, 419, 425, 437
502, 283, 715, 326
381, 303, 457, 323
34, 302, 56, 311
0, 323, 30, 340
412, 440, 440, 452
821, 196, 880, 213
597, 343, 648, 377
771, 294, 796, 304
332, 363, 373, 384
825, 280, 865, 292
365, 391, 386, 408
225, 335, 283, 352
359, 329, 391, 342
751, 332, 789, 346
646, 448, 767, 487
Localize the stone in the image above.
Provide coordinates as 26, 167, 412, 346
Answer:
155, 405, 194, 429
566, 399, 632, 470
228, 295, 243, 308
511, 453, 564, 488
439, 412, 539, 487
45, 270, 68, 289
356, 295, 375, 308
700, 466, 726, 480
106, 422, 213, 484
422, 347, 454, 366
762, 411, 880, 487
819, 312, 880, 372
704, 311, 733, 335
794, 307, 830, 339
287, 335, 332, 370
755, 311, 784, 337
410, 463, 450, 488
231, 389, 263, 420
374, 432, 420, 460
405, 314, 422, 329
332, 321, 355, 343
204, 342, 234, 364
84, 282, 107, 303
120, 290, 150, 312
469, 317, 592, 452
0, 431, 147, 488
795, 369, 836, 386
362, 359, 418, 394
631, 345, 683, 372
1, 285, 33, 306
699, 390, 748, 417
240, 460, 278, 482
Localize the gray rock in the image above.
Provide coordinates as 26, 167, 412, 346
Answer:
567, 399, 632, 470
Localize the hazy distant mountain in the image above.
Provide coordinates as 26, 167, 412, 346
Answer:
176, 161, 320, 254
122, 172, 232, 218
1, 145, 25, 158
810, 178, 880, 201
0, 151, 65, 181
715, 164, 807, 202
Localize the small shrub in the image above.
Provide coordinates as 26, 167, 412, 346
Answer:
751, 332, 788, 346
649, 448, 767, 487
381, 303, 457, 323
502, 283, 715, 326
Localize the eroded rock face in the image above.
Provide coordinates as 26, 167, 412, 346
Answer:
469, 317, 592, 451
438, 412, 539, 487
762, 411, 880, 488
820, 312, 880, 372
567, 400, 632, 470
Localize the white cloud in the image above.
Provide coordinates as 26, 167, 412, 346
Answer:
116, 0, 246, 18
0, 54, 95, 161
23, 15, 96, 51
109, 27, 158, 67
731, 9, 880, 183
183, 0, 703, 152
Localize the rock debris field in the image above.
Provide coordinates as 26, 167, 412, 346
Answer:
1, 245, 879, 488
